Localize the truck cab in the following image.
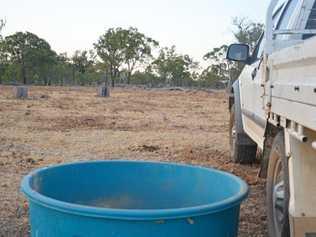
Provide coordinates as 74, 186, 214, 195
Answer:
227, 0, 316, 236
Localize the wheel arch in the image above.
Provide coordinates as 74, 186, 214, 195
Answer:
259, 122, 284, 178
231, 80, 244, 134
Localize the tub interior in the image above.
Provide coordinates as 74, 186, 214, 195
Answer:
30, 161, 243, 210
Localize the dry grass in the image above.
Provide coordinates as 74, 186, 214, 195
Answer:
0, 85, 267, 236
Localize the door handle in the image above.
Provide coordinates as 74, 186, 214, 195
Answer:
251, 68, 257, 80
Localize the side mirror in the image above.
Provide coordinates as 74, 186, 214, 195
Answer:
226, 44, 250, 63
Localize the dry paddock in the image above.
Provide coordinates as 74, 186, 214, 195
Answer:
0, 86, 267, 236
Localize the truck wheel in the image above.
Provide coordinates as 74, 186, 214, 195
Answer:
267, 132, 290, 237
229, 106, 257, 164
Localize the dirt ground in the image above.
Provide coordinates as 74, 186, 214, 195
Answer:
0, 86, 267, 237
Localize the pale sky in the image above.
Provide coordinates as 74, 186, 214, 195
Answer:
1, 0, 269, 64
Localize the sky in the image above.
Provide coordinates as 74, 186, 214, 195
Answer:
1, 0, 269, 64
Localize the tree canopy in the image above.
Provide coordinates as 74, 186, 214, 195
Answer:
123, 27, 159, 84
152, 46, 198, 87
233, 17, 264, 50
94, 27, 158, 86
1, 32, 57, 84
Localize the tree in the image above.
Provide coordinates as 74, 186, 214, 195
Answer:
0, 19, 6, 84
94, 27, 158, 87
94, 28, 128, 87
1, 32, 57, 84
51, 53, 72, 86
123, 27, 158, 84
72, 50, 95, 74
0, 19, 5, 38
203, 45, 230, 80
199, 67, 222, 88
0, 19, 5, 84
71, 50, 96, 84
152, 46, 198, 87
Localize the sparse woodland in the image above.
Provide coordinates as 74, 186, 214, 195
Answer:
0, 18, 263, 88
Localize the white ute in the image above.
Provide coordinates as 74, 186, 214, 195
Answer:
226, 0, 316, 236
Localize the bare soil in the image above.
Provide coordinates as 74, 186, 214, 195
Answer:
0, 86, 267, 236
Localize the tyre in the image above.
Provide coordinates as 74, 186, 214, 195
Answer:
267, 132, 290, 237
229, 106, 257, 164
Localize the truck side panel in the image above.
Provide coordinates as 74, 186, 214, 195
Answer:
268, 36, 316, 131
268, 36, 316, 236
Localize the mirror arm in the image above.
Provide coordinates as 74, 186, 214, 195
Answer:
245, 56, 253, 65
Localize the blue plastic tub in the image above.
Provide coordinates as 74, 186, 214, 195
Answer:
21, 160, 248, 237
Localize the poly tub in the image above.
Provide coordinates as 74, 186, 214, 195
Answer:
21, 160, 248, 237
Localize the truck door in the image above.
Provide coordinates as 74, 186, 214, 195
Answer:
239, 37, 266, 148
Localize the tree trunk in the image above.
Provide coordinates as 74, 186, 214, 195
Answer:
43, 76, 48, 86
110, 65, 117, 88
127, 71, 131, 85
111, 79, 114, 87
21, 62, 27, 85
72, 66, 76, 85
111, 71, 115, 88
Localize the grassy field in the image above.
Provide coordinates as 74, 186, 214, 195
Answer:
0, 86, 267, 236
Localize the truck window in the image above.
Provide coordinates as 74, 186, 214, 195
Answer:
273, 2, 286, 29
251, 4, 287, 60
303, 0, 316, 39
251, 2, 293, 61
251, 6, 285, 60
276, 0, 300, 30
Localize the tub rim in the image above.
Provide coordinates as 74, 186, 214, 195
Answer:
21, 160, 249, 221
